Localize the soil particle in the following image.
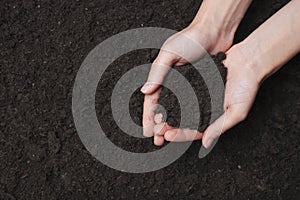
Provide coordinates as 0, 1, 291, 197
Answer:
0, 192, 16, 200
1, 0, 299, 199
47, 132, 61, 154
216, 51, 227, 61
26, 143, 46, 162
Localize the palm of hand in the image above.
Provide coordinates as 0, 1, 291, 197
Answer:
224, 64, 259, 117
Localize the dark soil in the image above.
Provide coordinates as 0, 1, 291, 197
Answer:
1, 0, 299, 199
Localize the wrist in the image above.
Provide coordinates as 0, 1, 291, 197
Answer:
223, 42, 268, 85
192, 0, 252, 35
189, 8, 236, 46
225, 42, 269, 85
189, 0, 252, 51
188, 17, 235, 54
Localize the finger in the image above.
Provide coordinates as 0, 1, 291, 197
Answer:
164, 128, 202, 142
153, 123, 172, 136
154, 113, 163, 124
153, 123, 172, 146
202, 106, 247, 148
142, 88, 162, 137
154, 135, 165, 146
141, 50, 178, 94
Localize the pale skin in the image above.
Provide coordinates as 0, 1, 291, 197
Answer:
141, 0, 300, 148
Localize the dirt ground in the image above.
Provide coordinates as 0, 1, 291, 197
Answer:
1, 0, 299, 199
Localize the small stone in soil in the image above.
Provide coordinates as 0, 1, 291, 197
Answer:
216, 52, 226, 61
26, 143, 46, 162
48, 132, 61, 154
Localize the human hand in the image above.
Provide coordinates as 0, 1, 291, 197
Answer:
201, 0, 300, 148
202, 0, 300, 148
141, 24, 234, 146
201, 45, 260, 148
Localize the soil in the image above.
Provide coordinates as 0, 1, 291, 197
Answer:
1, 0, 299, 199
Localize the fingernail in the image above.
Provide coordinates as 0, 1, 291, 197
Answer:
141, 82, 152, 93
204, 138, 214, 149
154, 113, 163, 124
153, 123, 167, 136
143, 127, 153, 138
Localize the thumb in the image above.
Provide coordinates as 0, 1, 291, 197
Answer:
141, 50, 179, 94
202, 107, 248, 148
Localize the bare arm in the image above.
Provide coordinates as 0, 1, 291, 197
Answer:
237, 0, 300, 82
202, 0, 300, 148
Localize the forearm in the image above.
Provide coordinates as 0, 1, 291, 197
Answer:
190, 0, 252, 39
238, 0, 300, 82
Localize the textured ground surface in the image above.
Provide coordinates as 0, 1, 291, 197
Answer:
1, 0, 299, 199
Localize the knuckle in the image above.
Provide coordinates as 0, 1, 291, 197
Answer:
149, 93, 159, 102
164, 132, 174, 141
